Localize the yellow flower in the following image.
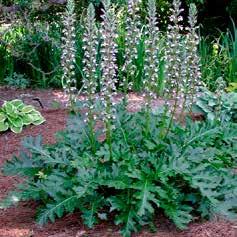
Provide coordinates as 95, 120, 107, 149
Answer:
213, 43, 219, 56
36, 171, 47, 179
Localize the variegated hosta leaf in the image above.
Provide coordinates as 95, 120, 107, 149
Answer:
0, 100, 45, 133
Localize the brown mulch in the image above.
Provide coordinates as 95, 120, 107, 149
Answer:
0, 87, 70, 109
0, 87, 236, 237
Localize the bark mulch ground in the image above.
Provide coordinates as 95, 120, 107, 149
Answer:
0, 87, 236, 237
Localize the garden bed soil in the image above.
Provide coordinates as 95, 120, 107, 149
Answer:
0, 87, 236, 237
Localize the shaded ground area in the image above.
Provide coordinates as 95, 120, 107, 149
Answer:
0, 87, 236, 237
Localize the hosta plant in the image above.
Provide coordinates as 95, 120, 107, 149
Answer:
1, 103, 237, 237
0, 100, 45, 133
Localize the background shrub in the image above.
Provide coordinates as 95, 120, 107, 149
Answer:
1, 0, 237, 90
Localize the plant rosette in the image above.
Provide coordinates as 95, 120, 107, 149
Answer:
0, 99, 45, 133
192, 88, 237, 122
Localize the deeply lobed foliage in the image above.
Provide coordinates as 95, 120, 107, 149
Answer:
4, 72, 30, 89
1, 103, 237, 236
193, 87, 237, 123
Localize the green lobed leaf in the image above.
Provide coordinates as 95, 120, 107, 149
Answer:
37, 195, 79, 225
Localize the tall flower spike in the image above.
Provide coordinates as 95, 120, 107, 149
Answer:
82, 3, 99, 121
61, 0, 77, 108
181, 3, 201, 113
143, 0, 160, 107
121, 0, 142, 93
100, 0, 118, 125
164, 0, 184, 113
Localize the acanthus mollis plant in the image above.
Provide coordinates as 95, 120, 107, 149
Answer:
164, 0, 201, 130
164, 0, 184, 119
143, 0, 160, 108
140, 0, 160, 137
121, 0, 142, 93
61, 0, 77, 109
100, 0, 118, 158
180, 3, 202, 114
82, 3, 99, 154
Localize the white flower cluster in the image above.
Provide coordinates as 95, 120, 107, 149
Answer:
182, 4, 202, 111
143, 0, 160, 106
61, 0, 77, 107
100, 0, 118, 124
62, 0, 202, 122
164, 0, 201, 114
82, 3, 99, 121
121, 0, 142, 92
164, 0, 184, 104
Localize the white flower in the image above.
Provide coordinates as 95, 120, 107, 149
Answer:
143, 0, 160, 107
100, 0, 118, 126
61, 0, 77, 107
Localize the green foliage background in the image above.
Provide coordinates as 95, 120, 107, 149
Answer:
0, 0, 237, 90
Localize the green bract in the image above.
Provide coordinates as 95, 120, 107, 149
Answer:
0, 100, 45, 133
